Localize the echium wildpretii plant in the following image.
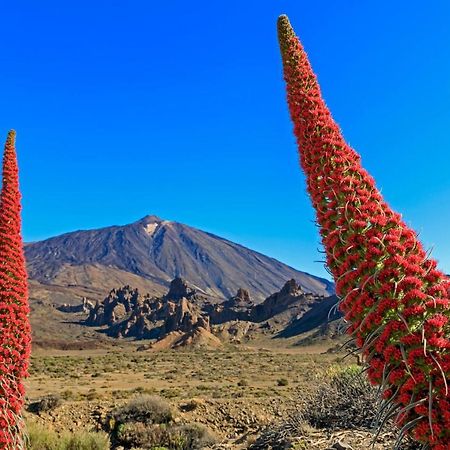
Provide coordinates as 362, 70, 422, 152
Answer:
0, 130, 31, 449
278, 15, 450, 449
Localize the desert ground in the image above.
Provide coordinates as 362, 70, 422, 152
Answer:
25, 339, 419, 449
25, 340, 350, 448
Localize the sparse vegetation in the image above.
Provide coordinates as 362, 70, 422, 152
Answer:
107, 395, 216, 449
110, 395, 173, 425
28, 349, 324, 402
27, 347, 346, 448
251, 366, 422, 449
114, 422, 216, 450
299, 366, 376, 430
26, 422, 110, 450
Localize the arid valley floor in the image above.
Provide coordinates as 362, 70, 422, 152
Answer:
25, 338, 416, 449
26, 338, 341, 446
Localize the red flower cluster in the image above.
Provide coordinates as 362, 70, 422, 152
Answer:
278, 15, 450, 448
0, 131, 31, 448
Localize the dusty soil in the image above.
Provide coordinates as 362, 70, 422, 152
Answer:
25, 343, 345, 446
26, 343, 415, 449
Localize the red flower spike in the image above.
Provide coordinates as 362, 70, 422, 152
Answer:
0, 130, 31, 449
278, 15, 450, 448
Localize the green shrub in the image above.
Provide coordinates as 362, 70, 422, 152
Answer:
26, 422, 59, 450
62, 431, 110, 450
26, 422, 110, 450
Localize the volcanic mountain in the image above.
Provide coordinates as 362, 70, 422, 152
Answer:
25, 215, 333, 303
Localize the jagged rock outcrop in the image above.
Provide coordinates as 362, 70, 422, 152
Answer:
56, 297, 94, 314
205, 288, 254, 323
165, 277, 196, 301
250, 279, 323, 323
225, 288, 253, 309
164, 277, 209, 306
86, 286, 151, 326
83, 277, 339, 348
114, 295, 211, 340
86, 278, 213, 343
206, 281, 339, 342
277, 295, 341, 338
168, 297, 210, 332
214, 320, 258, 343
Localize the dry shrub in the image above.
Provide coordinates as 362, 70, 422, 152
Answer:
176, 423, 217, 449
299, 365, 377, 430
28, 394, 62, 414
116, 422, 216, 449
250, 366, 423, 450
111, 394, 173, 425
108, 395, 216, 449
115, 422, 169, 448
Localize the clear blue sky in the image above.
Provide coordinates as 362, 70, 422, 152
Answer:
1, 1, 450, 279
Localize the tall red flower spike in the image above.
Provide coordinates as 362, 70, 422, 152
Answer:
0, 130, 31, 449
278, 15, 450, 449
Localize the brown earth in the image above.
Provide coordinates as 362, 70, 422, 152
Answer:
25, 345, 344, 447
25, 344, 413, 449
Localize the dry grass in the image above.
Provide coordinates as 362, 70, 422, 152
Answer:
25, 345, 349, 447
250, 366, 424, 450
26, 346, 341, 402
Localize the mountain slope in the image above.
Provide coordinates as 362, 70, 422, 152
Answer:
25, 215, 333, 301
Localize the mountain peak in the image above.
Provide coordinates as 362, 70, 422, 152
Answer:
135, 215, 163, 225
25, 216, 334, 301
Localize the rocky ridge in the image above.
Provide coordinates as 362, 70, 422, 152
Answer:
84, 277, 341, 349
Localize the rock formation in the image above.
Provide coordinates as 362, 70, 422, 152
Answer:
86, 278, 213, 345
84, 277, 340, 349
205, 288, 254, 323
86, 286, 150, 327
56, 297, 95, 314
165, 277, 196, 301
250, 279, 323, 322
